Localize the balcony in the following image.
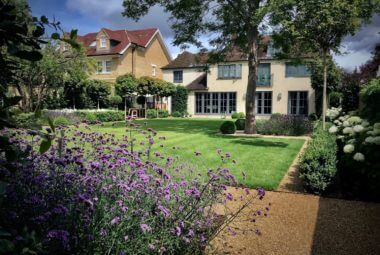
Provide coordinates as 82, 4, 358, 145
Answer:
257, 74, 272, 87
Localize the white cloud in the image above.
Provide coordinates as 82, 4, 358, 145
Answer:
333, 50, 372, 71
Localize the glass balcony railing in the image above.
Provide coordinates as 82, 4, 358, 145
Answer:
257, 74, 272, 86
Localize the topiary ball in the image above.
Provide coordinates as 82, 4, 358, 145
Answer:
220, 121, 236, 134
235, 118, 245, 130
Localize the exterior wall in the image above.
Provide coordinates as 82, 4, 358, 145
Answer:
163, 68, 204, 85
134, 36, 170, 79
89, 35, 171, 83
165, 60, 315, 117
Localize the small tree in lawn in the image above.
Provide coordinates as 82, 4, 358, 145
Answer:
122, 0, 274, 134
270, 0, 380, 129
85, 80, 111, 109
115, 73, 138, 118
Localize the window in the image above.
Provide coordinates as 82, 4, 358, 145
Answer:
173, 70, 183, 83
288, 91, 308, 115
218, 64, 242, 79
97, 61, 103, 73
97, 60, 112, 74
195, 92, 237, 114
257, 63, 271, 86
151, 64, 157, 76
62, 43, 67, 51
89, 41, 96, 47
285, 63, 310, 77
256, 91, 272, 115
100, 36, 107, 48
105, 61, 112, 73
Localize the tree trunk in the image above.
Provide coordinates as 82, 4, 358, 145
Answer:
322, 50, 328, 130
124, 97, 127, 119
244, 29, 259, 134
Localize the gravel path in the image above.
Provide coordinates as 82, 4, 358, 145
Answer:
276, 137, 310, 192
210, 190, 380, 255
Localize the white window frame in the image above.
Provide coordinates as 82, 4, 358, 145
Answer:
151, 64, 157, 76
100, 36, 107, 48
97, 60, 112, 74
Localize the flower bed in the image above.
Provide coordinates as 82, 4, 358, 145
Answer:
327, 107, 380, 201
0, 121, 268, 254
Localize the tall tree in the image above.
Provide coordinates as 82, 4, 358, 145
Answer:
270, 0, 380, 129
122, 0, 272, 134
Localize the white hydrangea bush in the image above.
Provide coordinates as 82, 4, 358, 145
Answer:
326, 107, 380, 162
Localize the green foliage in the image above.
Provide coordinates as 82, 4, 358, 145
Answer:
74, 110, 124, 123
84, 80, 111, 108
360, 78, 380, 121
171, 86, 188, 113
231, 112, 245, 119
136, 96, 146, 106
146, 109, 157, 119
308, 59, 343, 116
158, 109, 169, 118
12, 113, 43, 129
340, 76, 360, 112
115, 73, 138, 97
53, 116, 71, 126
172, 111, 183, 118
259, 114, 313, 136
220, 121, 236, 134
235, 119, 245, 130
308, 113, 318, 121
299, 126, 337, 194
329, 91, 342, 108
109, 95, 123, 108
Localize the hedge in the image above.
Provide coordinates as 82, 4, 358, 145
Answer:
299, 125, 337, 194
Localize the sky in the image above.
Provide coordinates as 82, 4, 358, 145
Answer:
29, 0, 380, 71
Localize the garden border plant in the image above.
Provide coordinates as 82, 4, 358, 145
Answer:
0, 119, 269, 254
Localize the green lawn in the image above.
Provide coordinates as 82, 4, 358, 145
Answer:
88, 118, 305, 190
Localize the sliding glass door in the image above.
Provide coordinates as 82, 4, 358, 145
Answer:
195, 92, 236, 115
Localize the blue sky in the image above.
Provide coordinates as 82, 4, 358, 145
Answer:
29, 0, 380, 71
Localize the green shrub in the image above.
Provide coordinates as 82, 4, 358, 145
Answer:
329, 91, 342, 107
109, 95, 123, 108
172, 111, 183, 118
220, 121, 236, 134
75, 112, 97, 124
12, 113, 43, 129
146, 109, 157, 119
231, 112, 245, 119
360, 78, 380, 121
171, 86, 188, 113
308, 113, 318, 121
258, 114, 313, 136
299, 126, 337, 194
94, 111, 124, 122
158, 109, 169, 118
53, 116, 71, 126
270, 113, 282, 119
235, 118, 245, 130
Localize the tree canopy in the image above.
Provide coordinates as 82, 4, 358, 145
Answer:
270, 0, 380, 128
122, 0, 273, 134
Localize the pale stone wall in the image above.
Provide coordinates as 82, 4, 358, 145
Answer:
163, 68, 204, 85
163, 60, 315, 117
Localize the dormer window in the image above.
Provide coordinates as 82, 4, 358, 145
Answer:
100, 36, 107, 48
